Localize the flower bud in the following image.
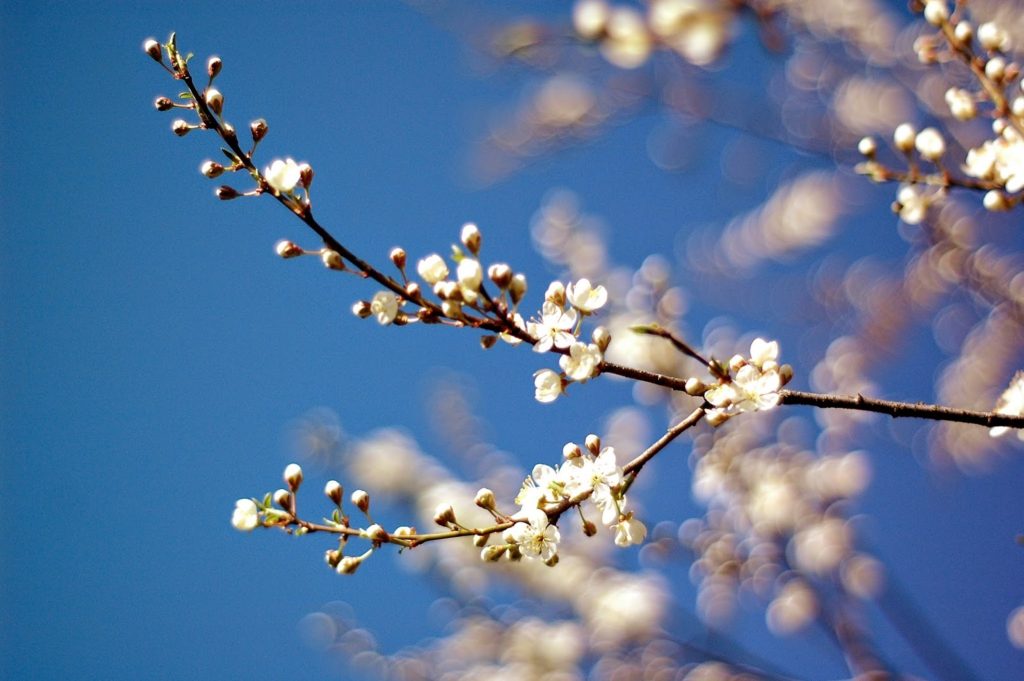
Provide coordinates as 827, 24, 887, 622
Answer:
336, 556, 362, 575
390, 247, 407, 270
457, 258, 483, 291
171, 119, 191, 136
273, 488, 292, 508
154, 96, 174, 111
433, 502, 457, 528
779, 364, 794, 385
363, 523, 389, 542
544, 554, 559, 567
473, 533, 490, 547
985, 56, 1006, 82
488, 263, 512, 289
352, 300, 372, 318
984, 190, 1008, 212
200, 160, 224, 178
562, 442, 583, 460
510, 273, 528, 304
685, 377, 707, 396
324, 549, 341, 568
914, 128, 945, 162
977, 22, 1008, 52
215, 186, 240, 200
324, 480, 343, 505
954, 21, 973, 45
405, 281, 421, 298
207, 55, 223, 79
298, 163, 314, 189
321, 249, 344, 270
460, 222, 482, 254
275, 240, 304, 259
481, 545, 506, 561
857, 136, 876, 157
893, 123, 916, 153
474, 488, 497, 511
706, 409, 731, 427
582, 519, 597, 536
923, 1, 947, 26
221, 122, 237, 145
249, 118, 269, 143
585, 434, 601, 455
351, 489, 370, 514
284, 463, 303, 491
480, 335, 498, 349
143, 38, 162, 62
205, 88, 224, 115
592, 326, 611, 352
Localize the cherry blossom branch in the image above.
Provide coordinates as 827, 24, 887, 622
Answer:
777, 388, 1024, 428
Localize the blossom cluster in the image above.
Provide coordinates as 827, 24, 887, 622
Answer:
694, 338, 792, 426
858, 3, 1024, 220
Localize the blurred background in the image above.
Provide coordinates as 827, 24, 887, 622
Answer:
2, 1, 1023, 679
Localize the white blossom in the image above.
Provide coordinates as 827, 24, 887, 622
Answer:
528, 302, 578, 353
566, 278, 608, 313
533, 368, 564, 403
416, 254, 449, 284
990, 371, 1024, 439
264, 158, 302, 194
896, 184, 931, 224
508, 508, 560, 561
559, 341, 603, 382
705, 364, 782, 415
457, 258, 483, 291
945, 88, 977, 121
612, 513, 647, 547
231, 498, 259, 531
748, 337, 778, 368
370, 291, 399, 325
965, 128, 1024, 194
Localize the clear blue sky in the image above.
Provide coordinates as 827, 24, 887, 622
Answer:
2, 2, 1022, 680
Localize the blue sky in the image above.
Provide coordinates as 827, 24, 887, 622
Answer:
3, 2, 1023, 680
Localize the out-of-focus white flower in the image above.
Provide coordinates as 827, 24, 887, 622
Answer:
896, 184, 931, 224
915, 127, 945, 161
573, 0, 610, 40
990, 371, 1024, 439
416, 254, 449, 284
566, 278, 608, 313
612, 513, 647, 547
648, 0, 729, 66
965, 128, 1024, 194
533, 368, 564, 403
508, 508, 560, 561
977, 22, 1009, 51
559, 341, 602, 381
923, 1, 948, 26
231, 498, 259, 531
600, 6, 651, 69
893, 123, 916, 152
264, 158, 302, 193
370, 291, 399, 325
945, 87, 977, 120
528, 301, 578, 353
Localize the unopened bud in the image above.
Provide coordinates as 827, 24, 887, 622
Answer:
200, 160, 224, 178
893, 123, 916, 153
510, 274, 528, 304
481, 545, 506, 561
393, 526, 415, 538
221, 122, 237, 144
582, 519, 597, 536
352, 301, 372, 318
592, 326, 611, 352
474, 488, 496, 511
488, 263, 512, 289
985, 56, 1006, 82
205, 88, 224, 115
779, 364, 794, 385
585, 434, 601, 455
324, 549, 341, 568
275, 240, 304, 259
363, 523, 389, 542
273, 488, 292, 508
404, 281, 421, 298
705, 409, 731, 427
154, 96, 174, 111
336, 555, 362, 575
562, 442, 583, 460
298, 163, 313, 189
480, 335, 498, 349
284, 463, 303, 491
390, 247, 407, 270
460, 222, 482, 254
207, 55, 223, 79
324, 480, 343, 505
143, 38, 162, 62
250, 118, 269, 143
685, 377, 707, 396
728, 354, 746, 372
215, 186, 240, 200
433, 502, 457, 528
351, 489, 370, 514
984, 190, 1009, 211
544, 553, 559, 567
954, 21, 973, 45
321, 249, 344, 270
171, 119, 191, 136
473, 533, 490, 547
857, 136, 877, 158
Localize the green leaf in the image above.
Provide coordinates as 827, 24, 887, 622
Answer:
178, 91, 193, 100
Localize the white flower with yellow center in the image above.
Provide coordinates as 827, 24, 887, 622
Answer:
264, 158, 301, 194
